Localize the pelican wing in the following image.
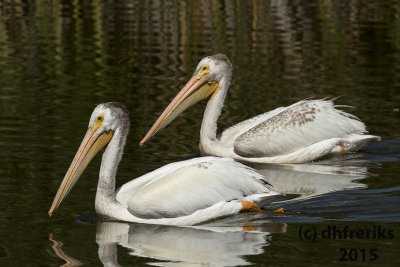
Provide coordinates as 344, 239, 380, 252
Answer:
231, 100, 367, 157
116, 157, 276, 219
219, 106, 286, 145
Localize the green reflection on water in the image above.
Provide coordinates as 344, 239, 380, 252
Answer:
0, 0, 399, 265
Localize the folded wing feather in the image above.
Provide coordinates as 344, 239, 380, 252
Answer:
119, 157, 272, 219
233, 100, 366, 157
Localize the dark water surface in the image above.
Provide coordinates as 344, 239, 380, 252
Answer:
1, 1, 399, 266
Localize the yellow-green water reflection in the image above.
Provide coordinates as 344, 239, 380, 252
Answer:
1, 1, 399, 265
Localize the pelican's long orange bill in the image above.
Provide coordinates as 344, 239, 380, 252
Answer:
140, 76, 219, 146
48, 128, 114, 217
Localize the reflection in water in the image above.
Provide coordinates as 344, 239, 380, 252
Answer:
49, 233, 83, 267
2, 1, 400, 265
49, 156, 374, 266
253, 155, 370, 203
95, 221, 286, 266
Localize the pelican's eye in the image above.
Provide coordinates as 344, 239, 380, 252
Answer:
93, 114, 104, 130
197, 64, 210, 79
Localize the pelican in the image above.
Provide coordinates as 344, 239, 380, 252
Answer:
48, 102, 279, 226
140, 54, 381, 164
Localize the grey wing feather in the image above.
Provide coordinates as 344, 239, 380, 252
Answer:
233, 100, 366, 157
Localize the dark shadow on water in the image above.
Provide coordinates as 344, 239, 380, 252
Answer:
75, 212, 98, 225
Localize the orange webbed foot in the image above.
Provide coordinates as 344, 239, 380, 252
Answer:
240, 201, 261, 212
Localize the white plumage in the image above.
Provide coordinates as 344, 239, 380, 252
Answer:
140, 54, 380, 163
119, 157, 271, 220
219, 99, 380, 163
48, 103, 279, 226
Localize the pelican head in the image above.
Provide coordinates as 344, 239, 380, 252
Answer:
48, 102, 129, 217
140, 54, 232, 146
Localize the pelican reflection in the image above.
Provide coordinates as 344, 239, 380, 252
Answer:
253, 155, 371, 203
96, 221, 286, 266
49, 233, 83, 267
49, 156, 373, 266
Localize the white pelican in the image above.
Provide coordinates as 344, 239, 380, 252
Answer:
48, 102, 279, 226
140, 54, 381, 164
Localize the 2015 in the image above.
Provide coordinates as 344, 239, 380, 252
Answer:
339, 248, 378, 261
